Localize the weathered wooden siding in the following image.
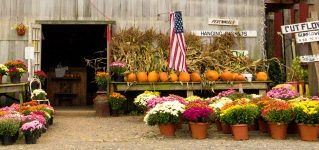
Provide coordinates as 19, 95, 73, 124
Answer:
0, 0, 265, 64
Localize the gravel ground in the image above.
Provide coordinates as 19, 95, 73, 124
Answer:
1, 115, 319, 150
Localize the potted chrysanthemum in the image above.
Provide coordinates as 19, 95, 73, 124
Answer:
133, 91, 160, 113
143, 101, 185, 137
20, 120, 44, 144
108, 92, 126, 116
220, 104, 259, 140
110, 61, 127, 82
0, 64, 8, 84
5, 60, 27, 83
292, 100, 319, 141
261, 100, 294, 140
183, 100, 214, 139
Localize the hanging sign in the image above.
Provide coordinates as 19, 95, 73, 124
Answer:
281, 21, 319, 34
24, 47, 34, 60
208, 18, 239, 26
295, 30, 319, 43
192, 30, 257, 37
299, 55, 319, 63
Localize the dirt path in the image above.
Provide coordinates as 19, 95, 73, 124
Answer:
1, 116, 319, 150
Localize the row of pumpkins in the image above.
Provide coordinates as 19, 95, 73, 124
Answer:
125, 71, 268, 82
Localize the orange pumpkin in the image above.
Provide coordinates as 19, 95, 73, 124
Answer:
221, 71, 233, 81
206, 70, 219, 81
169, 73, 179, 82
127, 72, 137, 82
148, 71, 159, 82
191, 72, 201, 82
236, 74, 246, 81
256, 72, 268, 81
159, 72, 169, 82
232, 73, 239, 81
179, 72, 190, 82
137, 72, 148, 82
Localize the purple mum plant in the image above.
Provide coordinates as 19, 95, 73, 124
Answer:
266, 87, 299, 100
183, 107, 214, 123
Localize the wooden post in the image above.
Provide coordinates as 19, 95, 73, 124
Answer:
308, 11, 319, 96
106, 24, 112, 94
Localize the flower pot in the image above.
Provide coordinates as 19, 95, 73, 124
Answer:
231, 124, 249, 140
287, 122, 298, 134
268, 122, 288, 140
1, 135, 14, 145
189, 122, 208, 139
49, 117, 54, 125
25, 135, 37, 144
10, 76, 21, 84
111, 109, 120, 117
257, 118, 268, 133
248, 123, 258, 131
317, 125, 319, 137
16, 28, 26, 36
97, 85, 107, 91
175, 118, 183, 129
285, 81, 298, 92
221, 123, 232, 134
158, 123, 176, 137
114, 75, 124, 82
215, 120, 222, 131
298, 124, 318, 141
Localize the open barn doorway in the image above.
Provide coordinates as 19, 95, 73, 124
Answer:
41, 24, 107, 106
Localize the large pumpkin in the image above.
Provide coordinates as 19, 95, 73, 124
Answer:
137, 72, 148, 82
191, 72, 201, 82
221, 71, 233, 81
169, 73, 178, 82
179, 72, 190, 82
236, 74, 246, 81
232, 73, 239, 81
256, 72, 268, 81
127, 72, 137, 82
148, 71, 159, 82
206, 70, 219, 81
159, 72, 169, 82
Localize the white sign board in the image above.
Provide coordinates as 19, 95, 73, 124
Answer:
192, 30, 257, 37
208, 18, 239, 26
300, 55, 319, 63
24, 47, 34, 60
295, 30, 319, 43
231, 50, 249, 57
281, 21, 319, 34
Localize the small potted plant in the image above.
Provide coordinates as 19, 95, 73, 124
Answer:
110, 61, 127, 82
95, 71, 110, 91
220, 104, 259, 140
183, 101, 214, 139
292, 100, 319, 141
5, 60, 27, 83
108, 92, 126, 116
0, 117, 21, 145
144, 101, 185, 137
34, 70, 48, 85
286, 57, 307, 91
261, 100, 294, 140
31, 89, 47, 100
20, 120, 44, 144
0, 64, 8, 84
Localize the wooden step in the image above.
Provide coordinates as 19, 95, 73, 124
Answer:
54, 106, 96, 116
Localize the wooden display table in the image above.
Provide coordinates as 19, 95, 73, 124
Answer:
111, 81, 270, 96
0, 82, 28, 104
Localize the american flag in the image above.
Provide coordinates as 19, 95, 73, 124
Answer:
169, 11, 188, 72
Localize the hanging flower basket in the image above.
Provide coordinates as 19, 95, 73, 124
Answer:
15, 23, 27, 36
